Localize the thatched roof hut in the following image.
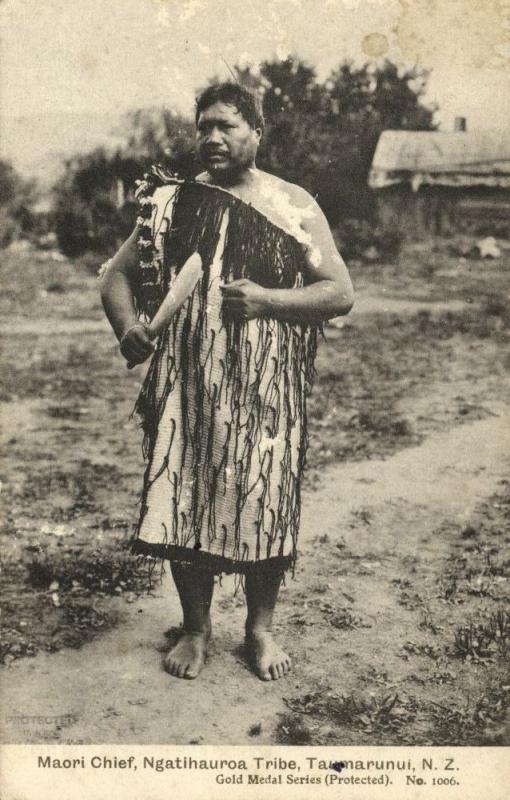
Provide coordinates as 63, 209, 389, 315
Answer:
369, 128, 510, 237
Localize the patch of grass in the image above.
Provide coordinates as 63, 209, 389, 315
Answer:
471, 682, 510, 744
290, 594, 371, 631
401, 640, 442, 661
0, 536, 156, 664
485, 608, 510, 643
1, 591, 121, 664
275, 713, 313, 744
429, 668, 457, 685
398, 591, 424, 611
307, 288, 509, 476
437, 490, 510, 605
47, 600, 120, 651
11, 459, 128, 521
319, 604, 369, 630
45, 406, 89, 421
453, 609, 510, 661
419, 607, 443, 635
426, 680, 510, 745
355, 410, 415, 439
482, 291, 510, 320
391, 579, 425, 611
283, 691, 324, 716
327, 609, 366, 630
426, 701, 478, 745
431, 309, 508, 340
439, 576, 460, 602
2, 330, 136, 402
282, 690, 418, 739
349, 241, 510, 310
453, 620, 502, 661
0, 247, 104, 320
360, 666, 390, 687
25, 547, 152, 594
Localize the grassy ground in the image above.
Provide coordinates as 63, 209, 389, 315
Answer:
1, 238, 509, 744
276, 483, 510, 746
308, 241, 509, 476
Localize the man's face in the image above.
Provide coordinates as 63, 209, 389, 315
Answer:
196, 101, 261, 179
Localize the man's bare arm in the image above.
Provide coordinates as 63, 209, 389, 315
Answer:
221, 191, 354, 325
99, 227, 139, 340
99, 228, 154, 364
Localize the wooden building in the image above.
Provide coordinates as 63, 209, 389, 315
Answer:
368, 126, 510, 238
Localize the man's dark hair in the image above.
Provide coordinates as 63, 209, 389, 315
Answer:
195, 82, 265, 131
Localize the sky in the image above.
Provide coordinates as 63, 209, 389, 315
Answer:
1, 0, 509, 183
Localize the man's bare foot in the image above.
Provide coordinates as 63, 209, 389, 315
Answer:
245, 630, 291, 681
164, 629, 210, 679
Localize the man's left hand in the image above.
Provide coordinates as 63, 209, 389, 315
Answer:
220, 278, 269, 321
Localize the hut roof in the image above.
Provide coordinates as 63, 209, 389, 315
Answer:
369, 130, 510, 190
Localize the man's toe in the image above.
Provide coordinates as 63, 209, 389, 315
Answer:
185, 665, 199, 679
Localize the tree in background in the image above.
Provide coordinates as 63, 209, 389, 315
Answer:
235, 60, 327, 194
53, 110, 195, 257
51, 58, 435, 257
318, 60, 435, 222
0, 160, 36, 247
124, 108, 196, 175
237, 57, 435, 225
53, 149, 137, 257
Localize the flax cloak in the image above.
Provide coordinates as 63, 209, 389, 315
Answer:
130, 167, 319, 575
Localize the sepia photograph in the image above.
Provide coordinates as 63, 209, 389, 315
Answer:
1, 0, 509, 796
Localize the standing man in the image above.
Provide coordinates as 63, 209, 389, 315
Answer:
100, 82, 353, 681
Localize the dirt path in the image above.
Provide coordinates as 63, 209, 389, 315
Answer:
339, 294, 469, 318
2, 411, 508, 745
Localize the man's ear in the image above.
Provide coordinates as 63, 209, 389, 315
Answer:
254, 127, 262, 144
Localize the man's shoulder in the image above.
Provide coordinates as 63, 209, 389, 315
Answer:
259, 171, 315, 206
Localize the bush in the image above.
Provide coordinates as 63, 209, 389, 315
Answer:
49, 58, 434, 257
0, 160, 36, 247
54, 195, 94, 257
53, 149, 144, 257
335, 218, 404, 262
471, 220, 510, 239
0, 208, 21, 247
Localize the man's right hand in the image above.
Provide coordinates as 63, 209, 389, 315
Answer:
120, 322, 155, 368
